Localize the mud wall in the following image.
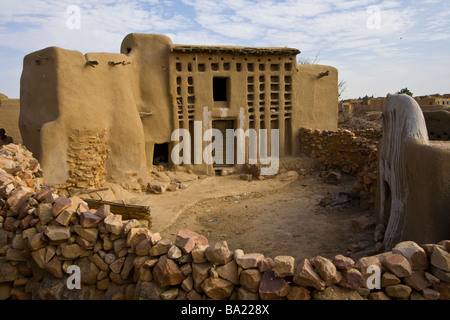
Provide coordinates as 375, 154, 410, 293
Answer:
0, 98, 22, 144
423, 110, 450, 141
377, 94, 450, 250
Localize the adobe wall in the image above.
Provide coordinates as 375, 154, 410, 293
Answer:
1, 144, 449, 300
20, 46, 148, 186
120, 34, 174, 169
0, 98, 22, 144
377, 94, 450, 250
293, 65, 338, 154
423, 110, 450, 141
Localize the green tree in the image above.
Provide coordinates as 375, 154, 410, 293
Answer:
396, 87, 413, 97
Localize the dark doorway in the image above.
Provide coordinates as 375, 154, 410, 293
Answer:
153, 143, 169, 166
212, 120, 234, 167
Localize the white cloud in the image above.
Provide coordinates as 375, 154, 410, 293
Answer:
0, 0, 449, 99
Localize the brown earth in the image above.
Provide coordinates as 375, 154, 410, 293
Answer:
159, 166, 375, 262
79, 156, 376, 262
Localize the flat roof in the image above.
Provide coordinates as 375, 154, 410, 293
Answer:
171, 44, 300, 56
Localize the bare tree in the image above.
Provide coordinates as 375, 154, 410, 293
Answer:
298, 51, 321, 65
338, 79, 347, 99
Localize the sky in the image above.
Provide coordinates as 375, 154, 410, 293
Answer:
0, 0, 449, 100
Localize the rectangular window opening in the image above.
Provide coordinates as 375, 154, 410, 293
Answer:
213, 77, 229, 102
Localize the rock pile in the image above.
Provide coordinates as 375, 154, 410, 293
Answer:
298, 128, 379, 208
0, 144, 44, 191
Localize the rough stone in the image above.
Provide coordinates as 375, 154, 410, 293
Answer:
192, 262, 212, 292
135, 238, 152, 256
0, 261, 19, 282
127, 228, 151, 249
259, 271, 290, 300
311, 255, 336, 281
149, 238, 172, 256
205, 241, 232, 265
430, 266, 450, 283
153, 255, 185, 287
161, 287, 179, 300
381, 253, 413, 278
368, 291, 391, 300
240, 269, 262, 294
286, 286, 311, 300
236, 253, 265, 269
422, 288, 440, 300
78, 258, 100, 285
332, 254, 354, 270
293, 259, 325, 291
167, 245, 182, 260
73, 225, 98, 243
216, 260, 239, 285
61, 243, 84, 259
43, 256, 63, 279
191, 244, 208, 263
37, 203, 53, 225
313, 285, 363, 300
385, 284, 412, 299
110, 257, 125, 274
52, 195, 72, 217
340, 268, 364, 290
258, 257, 275, 272
202, 277, 234, 300
175, 237, 196, 254
403, 271, 432, 291
176, 229, 208, 246
381, 272, 401, 287
104, 214, 123, 235
136, 281, 167, 300
237, 287, 260, 300
433, 282, 450, 300
273, 255, 295, 278
43, 225, 71, 241
392, 241, 429, 271
79, 211, 103, 228
430, 246, 450, 272
0, 283, 12, 300
55, 209, 75, 227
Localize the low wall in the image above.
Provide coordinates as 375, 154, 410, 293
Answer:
298, 128, 380, 208
1, 143, 449, 300
0, 99, 22, 144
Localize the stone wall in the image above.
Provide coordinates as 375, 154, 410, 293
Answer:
66, 130, 110, 189
298, 128, 381, 209
1, 144, 449, 301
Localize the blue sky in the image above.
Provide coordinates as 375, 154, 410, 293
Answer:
0, 0, 449, 99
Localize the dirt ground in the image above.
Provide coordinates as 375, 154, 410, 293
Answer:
160, 168, 375, 262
